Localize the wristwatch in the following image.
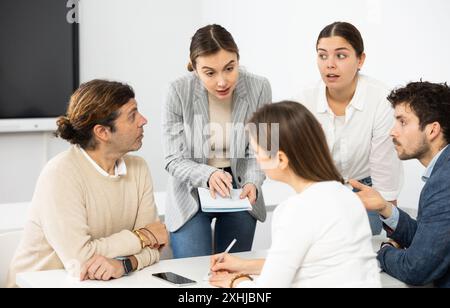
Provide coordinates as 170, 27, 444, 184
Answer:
122, 258, 133, 275
116, 257, 133, 275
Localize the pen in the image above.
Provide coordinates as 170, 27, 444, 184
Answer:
207, 238, 237, 277
217, 238, 237, 262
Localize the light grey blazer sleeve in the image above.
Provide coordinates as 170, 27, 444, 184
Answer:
162, 82, 217, 189
162, 70, 272, 232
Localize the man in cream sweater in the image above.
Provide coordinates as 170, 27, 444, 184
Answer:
7, 80, 168, 287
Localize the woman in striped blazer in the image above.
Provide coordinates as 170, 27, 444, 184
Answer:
162, 24, 272, 258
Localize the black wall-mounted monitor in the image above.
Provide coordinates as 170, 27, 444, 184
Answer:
0, 0, 79, 132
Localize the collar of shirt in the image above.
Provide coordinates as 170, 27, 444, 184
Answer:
79, 146, 127, 178
316, 74, 366, 117
421, 145, 449, 182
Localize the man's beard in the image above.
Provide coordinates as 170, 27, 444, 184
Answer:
394, 137, 430, 161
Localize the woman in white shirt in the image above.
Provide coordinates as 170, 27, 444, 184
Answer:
209, 101, 381, 288
298, 22, 403, 235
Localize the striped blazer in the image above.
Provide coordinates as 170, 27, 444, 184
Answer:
162, 69, 272, 232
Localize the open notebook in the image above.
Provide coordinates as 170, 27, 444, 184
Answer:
198, 188, 252, 213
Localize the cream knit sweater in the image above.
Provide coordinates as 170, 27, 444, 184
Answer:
7, 146, 160, 287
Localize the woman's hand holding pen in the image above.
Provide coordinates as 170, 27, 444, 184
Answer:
208, 243, 265, 288
208, 170, 233, 198
210, 253, 245, 274
209, 254, 264, 288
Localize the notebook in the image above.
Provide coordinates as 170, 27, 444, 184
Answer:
198, 188, 252, 213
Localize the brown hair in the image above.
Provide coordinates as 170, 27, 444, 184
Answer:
187, 24, 239, 72
55, 79, 135, 149
316, 22, 365, 57
248, 101, 344, 184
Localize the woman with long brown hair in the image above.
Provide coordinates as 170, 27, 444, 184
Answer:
209, 101, 380, 288
162, 24, 272, 258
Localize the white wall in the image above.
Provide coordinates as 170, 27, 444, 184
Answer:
1, 0, 449, 209
0, 0, 203, 202
0, 132, 67, 203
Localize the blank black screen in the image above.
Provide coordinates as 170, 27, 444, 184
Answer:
0, 0, 78, 119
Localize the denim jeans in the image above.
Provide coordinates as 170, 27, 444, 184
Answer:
353, 177, 383, 235
170, 167, 257, 258
170, 210, 257, 258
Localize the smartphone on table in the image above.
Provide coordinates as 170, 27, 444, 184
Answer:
152, 272, 197, 287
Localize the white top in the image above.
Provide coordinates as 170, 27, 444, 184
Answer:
332, 115, 346, 171
297, 75, 403, 200
238, 181, 381, 288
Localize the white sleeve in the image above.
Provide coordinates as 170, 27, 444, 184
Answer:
236, 204, 314, 288
369, 99, 404, 200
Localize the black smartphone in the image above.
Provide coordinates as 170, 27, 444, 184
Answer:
152, 272, 197, 286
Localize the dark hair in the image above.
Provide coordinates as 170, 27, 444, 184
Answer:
316, 22, 364, 57
187, 24, 239, 72
388, 81, 450, 144
55, 79, 135, 149
248, 101, 344, 184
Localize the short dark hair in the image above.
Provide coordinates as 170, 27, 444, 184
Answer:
387, 81, 450, 144
317, 22, 364, 57
187, 24, 239, 72
55, 79, 135, 149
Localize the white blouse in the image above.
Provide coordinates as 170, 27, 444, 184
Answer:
238, 181, 381, 288
297, 75, 403, 200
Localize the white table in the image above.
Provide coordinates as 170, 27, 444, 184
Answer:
16, 239, 408, 288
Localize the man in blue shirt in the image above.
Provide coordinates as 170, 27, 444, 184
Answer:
350, 81, 450, 288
